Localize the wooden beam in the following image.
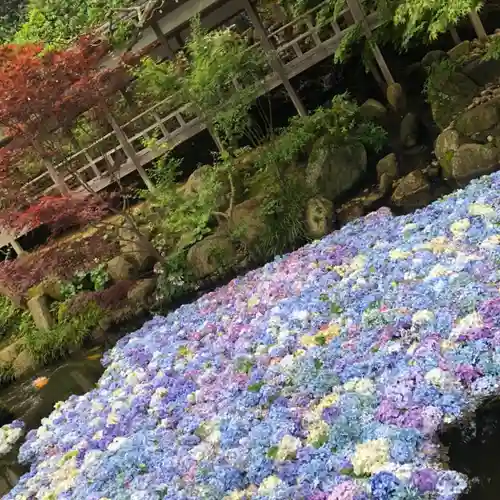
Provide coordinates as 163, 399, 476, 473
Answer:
151, 20, 175, 58
469, 10, 488, 41
10, 239, 24, 256
102, 103, 155, 192
450, 27, 461, 45
345, 0, 394, 86
239, 0, 307, 117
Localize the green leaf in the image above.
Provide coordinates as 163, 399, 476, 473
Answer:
248, 381, 264, 392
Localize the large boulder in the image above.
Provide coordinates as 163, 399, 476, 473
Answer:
447, 41, 471, 61
391, 170, 431, 210
27, 294, 54, 331
454, 99, 500, 141
435, 129, 462, 164
386, 83, 406, 114
12, 349, 36, 378
0, 340, 22, 365
463, 58, 500, 87
445, 143, 499, 184
182, 164, 241, 212
359, 99, 387, 122
187, 233, 238, 278
127, 278, 157, 306
421, 50, 448, 69
400, 113, 419, 148
337, 201, 364, 226
376, 153, 398, 180
306, 138, 367, 201
230, 198, 267, 247
305, 196, 334, 239
427, 68, 479, 129
106, 255, 137, 281
118, 225, 157, 274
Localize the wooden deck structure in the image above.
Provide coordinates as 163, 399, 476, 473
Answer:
22, 0, 387, 196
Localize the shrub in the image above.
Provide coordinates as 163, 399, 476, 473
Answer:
0, 229, 119, 296
23, 301, 104, 365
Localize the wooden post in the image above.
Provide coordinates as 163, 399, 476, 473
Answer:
10, 238, 24, 256
450, 27, 461, 45
469, 10, 488, 41
151, 20, 175, 58
101, 103, 154, 192
239, 0, 307, 117
345, 0, 395, 86
67, 130, 100, 177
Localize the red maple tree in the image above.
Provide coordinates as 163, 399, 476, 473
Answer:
0, 34, 164, 303
0, 35, 128, 235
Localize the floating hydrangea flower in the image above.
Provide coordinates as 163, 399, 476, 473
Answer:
0, 420, 24, 456
9, 171, 500, 498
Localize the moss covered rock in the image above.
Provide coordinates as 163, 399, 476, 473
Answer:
305, 196, 334, 239
445, 143, 499, 185
306, 138, 367, 202
187, 233, 238, 278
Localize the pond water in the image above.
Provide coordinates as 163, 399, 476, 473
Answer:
0, 346, 107, 494
440, 397, 500, 500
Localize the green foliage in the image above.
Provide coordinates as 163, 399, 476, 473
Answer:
255, 93, 386, 172
393, 0, 483, 47
60, 264, 110, 299
0, 0, 28, 42
482, 35, 500, 61
334, 22, 363, 64
23, 301, 104, 364
134, 17, 267, 151
143, 156, 216, 252
255, 168, 311, 260
248, 94, 385, 259
154, 251, 196, 305
13, 0, 135, 46
0, 295, 34, 344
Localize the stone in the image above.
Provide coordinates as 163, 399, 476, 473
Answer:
435, 129, 462, 165
337, 201, 364, 225
400, 113, 419, 148
127, 278, 157, 305
230, 198, 267, 246
187, 233, 238, 278
391, 170, 431, 210
376, 153, 398, 181
445, 143, 499, 184
182, 164, 239, 212
428, 71, 479, 129
119, 226, 157, 274
28, 277, 64, 301
379, 172, 394, 195
359, 99, 387, 121
27, 294, 53, 331
448, 41, 471, 61
463, 58, 500, 87
306, 137, 367, 201
361, 190, 385, 211
421, 50, 448, 69
454, 100, 500, 140
12, 350, 36, 378
106, 255, 137, 281
386, 83, 406, 113
305, 196, 334, 239
0, 340, 22, 365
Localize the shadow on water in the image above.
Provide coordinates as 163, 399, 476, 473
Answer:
440, 397, 500, 499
